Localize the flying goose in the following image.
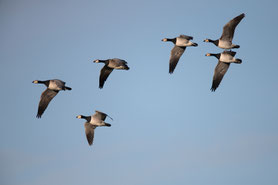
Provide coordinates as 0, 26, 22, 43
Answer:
93, 58, 129, 89
205, 51, 242, 91
204, 13, 245, 49
32, 79, 71, 118
162, 35, 198, 74
76, 110, 113, 146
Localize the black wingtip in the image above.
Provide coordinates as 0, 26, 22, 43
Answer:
169, 67, 175, 74
36, 114, 42, 118
210, 87, 217, 92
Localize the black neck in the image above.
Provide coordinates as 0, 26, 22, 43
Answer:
80, 115, 91, 122
209, 39, 219, 46
98, 60, 108, 64
209, 53, 221, 59
37, 80, 50, 87
166, 38, 176, 44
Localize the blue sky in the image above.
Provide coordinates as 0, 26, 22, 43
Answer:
1, 0, 278, 185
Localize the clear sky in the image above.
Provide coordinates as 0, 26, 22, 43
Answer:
1, 0, 278, 185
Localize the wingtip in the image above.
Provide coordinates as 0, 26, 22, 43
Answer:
169, 67, 174, 74
210, 87, 216, 92
99, 84, 104, 89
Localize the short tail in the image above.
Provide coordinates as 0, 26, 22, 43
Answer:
235, 59, 242, 64
65, 86, 72, 90
105, 123, 111, 127
192, 42, 198, 47
124, 65, 130, 70
233, 45, 240, 49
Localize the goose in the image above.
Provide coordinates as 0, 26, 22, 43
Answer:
32, 79, 71, 118
93, 58, 129, 89
205, 51, 242, 91
76, 110, 113, 146
162, 35, 198, 74
204, 13, 245, 49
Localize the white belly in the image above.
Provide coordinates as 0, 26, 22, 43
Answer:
220, 53, 234, 62
48, 80, 64, 90
218, 40, 232, 49
90, 117, 106, 126
175, 38, 189, 47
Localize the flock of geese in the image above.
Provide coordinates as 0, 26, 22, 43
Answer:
32, 13, 245, 146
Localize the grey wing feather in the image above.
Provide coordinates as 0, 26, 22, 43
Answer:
108, 59, 119, 68
53, 79, 65, 85
211, 61, 230, 91
220, 13, 245, 41
179, 35, 193, 40
94, 110, 113, 121
93, 111, 107, 121
99, 66, 113, 89
84, 123, 96, 146
169, 46, 186, 74
112, 58, 127, 64
110, 59, 128, 68
37, 89, 58, 118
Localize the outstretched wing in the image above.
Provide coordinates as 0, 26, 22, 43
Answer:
84, 123, 97, 146
36, 89, 59, 118
220, 13, 245, 41
211, 61, 230, 92
99, 66, 113, 89
93, 110, 113, 121
169, 46, 186, 74
179, 35, 193, 40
